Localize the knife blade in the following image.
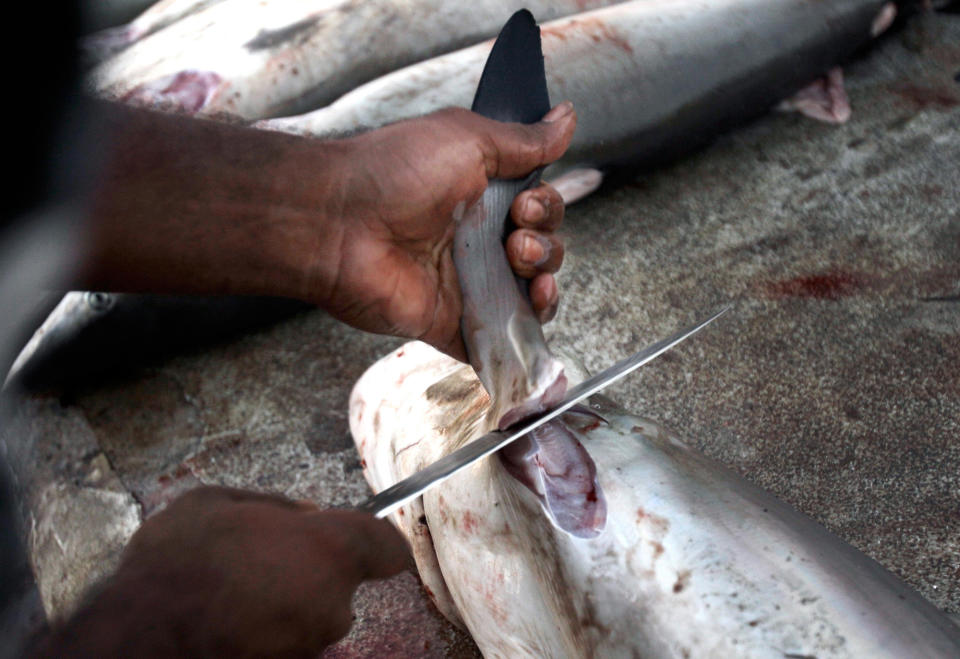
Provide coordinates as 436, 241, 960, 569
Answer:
356, 306, 728, 518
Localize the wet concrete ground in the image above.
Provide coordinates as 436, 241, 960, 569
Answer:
3, 11, 959, 657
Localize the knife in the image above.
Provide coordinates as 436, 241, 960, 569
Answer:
356, 306, 728, 518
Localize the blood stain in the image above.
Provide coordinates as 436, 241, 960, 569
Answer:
892, 82, 960, 110
765, 271, 863, 300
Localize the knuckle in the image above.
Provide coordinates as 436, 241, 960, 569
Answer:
175, 485, 228, 507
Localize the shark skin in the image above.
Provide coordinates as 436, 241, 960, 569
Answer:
262, 0, 905, 181
87, 0, 631, 120
349, 341, 960, 658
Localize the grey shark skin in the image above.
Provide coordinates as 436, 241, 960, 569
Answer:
80, 0, 160, 33
81, 0, 230, 66
5, 292, 308, 392
87, 0, 631, 120
349, 341, 960, 658
264, 0, 932, 181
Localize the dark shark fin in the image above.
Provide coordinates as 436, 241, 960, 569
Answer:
471, 9, 550, 124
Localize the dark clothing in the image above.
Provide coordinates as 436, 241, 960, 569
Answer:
1, 3, 87, 655
6, 4, 84, 225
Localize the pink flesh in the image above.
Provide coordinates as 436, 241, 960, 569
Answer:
497, 373, 568, 431
777, 67, 851, 124
122, 70, 223, 114
871, 3, 897, 37
499, 419, 607, 538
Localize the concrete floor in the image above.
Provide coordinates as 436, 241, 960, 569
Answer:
3, 11, 959, 657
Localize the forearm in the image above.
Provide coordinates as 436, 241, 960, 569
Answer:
79, 102, 347, 302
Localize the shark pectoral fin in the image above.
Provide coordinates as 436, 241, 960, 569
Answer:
776, 67, 851, 124
548, 168, 605, 206
871, 2, 897, 37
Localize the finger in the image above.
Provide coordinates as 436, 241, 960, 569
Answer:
529, 274, 559, 324
293, 498, 321, 512
311, 511, 411, 580
477, 102, 576, 179
505, 229, 564, 278
173, 485, 308, 511
321, 605, 356, 647
510, 183, 564, 231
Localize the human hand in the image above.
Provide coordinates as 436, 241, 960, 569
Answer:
80, 101, 573, 360
35, 487, 409, 658
308, 103, 576, 360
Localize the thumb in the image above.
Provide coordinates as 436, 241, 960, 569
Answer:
312, 510, 412, 580
478, 102, 577, 179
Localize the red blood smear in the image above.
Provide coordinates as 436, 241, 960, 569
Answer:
462, 511, 479, 534
892, 83, 960, 111
123, 70, 222, 114
765, 272, 862, 300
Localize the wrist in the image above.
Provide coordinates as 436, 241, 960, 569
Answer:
268, 134, 352, 307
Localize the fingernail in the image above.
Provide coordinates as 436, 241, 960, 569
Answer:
543, 101, 574, 123
523, 196, 545, 222
522, 234, 550, 266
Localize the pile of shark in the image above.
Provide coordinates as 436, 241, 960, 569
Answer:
10, 0, 960, 656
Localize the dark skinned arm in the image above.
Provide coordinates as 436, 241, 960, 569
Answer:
80, 101, 575, 359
